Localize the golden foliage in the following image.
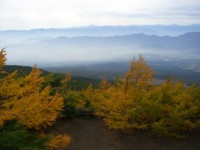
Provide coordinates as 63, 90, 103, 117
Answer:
0, 67, 64, 130
0, 49, 71, 148
45, 135, 71, 150
126, 55, 154, 88
0, 50, 63, 130
86, 55, 153, 130
0, 49, 6, 69
86, 55, 200, 137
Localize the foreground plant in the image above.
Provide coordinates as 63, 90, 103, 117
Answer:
0, 49, 71, 149
86, 55, 200, 137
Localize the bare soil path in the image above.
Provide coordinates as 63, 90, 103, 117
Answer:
51, 117, 200, 150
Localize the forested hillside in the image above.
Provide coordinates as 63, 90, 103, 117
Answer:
1, 49, 200, 149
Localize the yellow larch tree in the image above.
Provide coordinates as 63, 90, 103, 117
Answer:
45, 135, 71, 150
0, 49, 71, 149
87, 55, 154, 131
0, 66, 64, 130
0, 49, 6, 68
87, 55, 200, 137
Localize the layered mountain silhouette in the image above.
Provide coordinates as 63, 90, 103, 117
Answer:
0, 25, 200, 83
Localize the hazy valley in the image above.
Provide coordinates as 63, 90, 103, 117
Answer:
0, 25, 200, 84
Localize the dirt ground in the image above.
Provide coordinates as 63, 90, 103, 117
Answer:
51, 117, 200, 150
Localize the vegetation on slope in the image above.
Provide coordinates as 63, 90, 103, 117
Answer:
0, 49, 71, 150
78, 55, 200, 137
0, 48, 200, 149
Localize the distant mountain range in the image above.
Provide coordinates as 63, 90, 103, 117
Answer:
0, 25, 200, 83
1, 31, 199, 66
40, 32, 200, 54
1, 24, 200, 43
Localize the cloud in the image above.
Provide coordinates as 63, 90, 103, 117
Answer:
0, 0, 200, 30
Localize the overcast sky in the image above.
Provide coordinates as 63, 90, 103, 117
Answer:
0, 0, 200, 30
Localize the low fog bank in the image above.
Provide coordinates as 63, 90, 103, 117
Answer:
0, 26, 200, 84
1, 32, 199, 67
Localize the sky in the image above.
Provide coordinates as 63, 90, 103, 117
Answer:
0, 0, 200, 30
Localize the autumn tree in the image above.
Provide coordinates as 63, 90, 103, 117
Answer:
0, 49, 71, 149
149, 79, 200, 137
0, 48, 6, 68
0, 66, 64, 130
86, 55, 154, 130
87, 55, 200, 137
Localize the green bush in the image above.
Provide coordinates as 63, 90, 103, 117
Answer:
0, 121, 50, 150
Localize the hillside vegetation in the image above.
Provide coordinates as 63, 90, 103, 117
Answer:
0, 49, 71, 150
0, 49, 200, 149
76, 55, 200, 137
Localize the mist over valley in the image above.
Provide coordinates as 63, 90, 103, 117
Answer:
1, 25, 200, 83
